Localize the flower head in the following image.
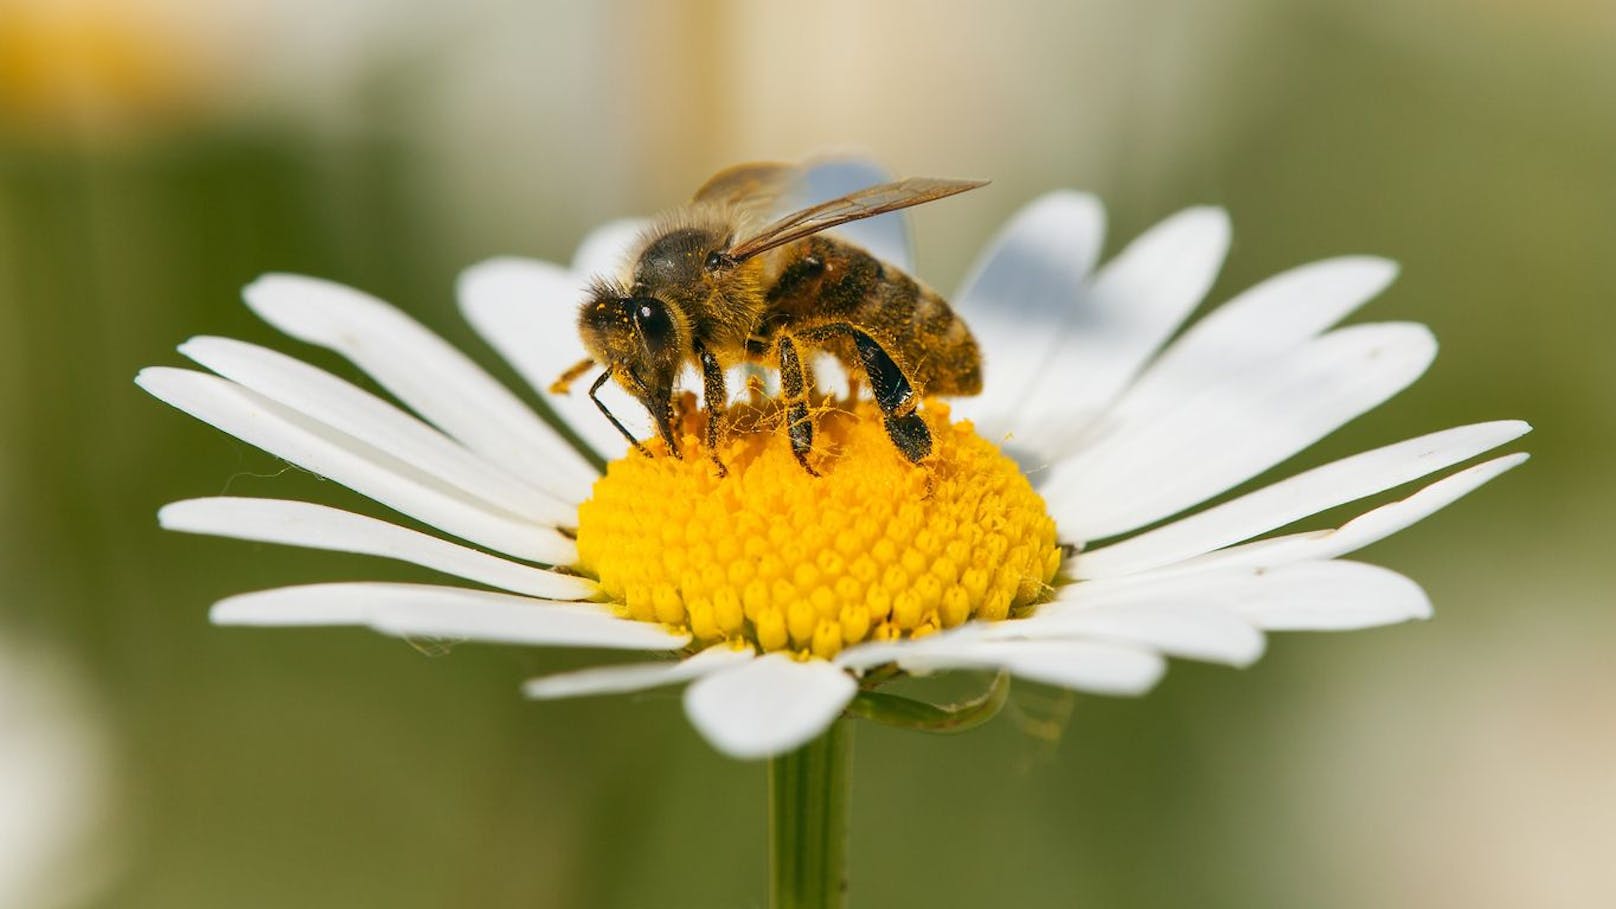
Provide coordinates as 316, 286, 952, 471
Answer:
139, 161, 1528, 759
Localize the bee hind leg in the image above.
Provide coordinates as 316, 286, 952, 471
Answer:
776, 335, 820, 476
850, 330, 931, 462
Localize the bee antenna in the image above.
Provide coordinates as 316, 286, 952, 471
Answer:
589, 371, 653, 459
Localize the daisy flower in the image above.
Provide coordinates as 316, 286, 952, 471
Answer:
137, 162, 1528, 761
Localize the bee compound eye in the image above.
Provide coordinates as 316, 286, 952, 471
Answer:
628, 297, 675, 347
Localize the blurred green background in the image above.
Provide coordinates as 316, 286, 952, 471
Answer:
1, 0, 1611, 906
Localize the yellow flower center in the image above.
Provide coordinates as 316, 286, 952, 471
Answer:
575, 397, 1062, 659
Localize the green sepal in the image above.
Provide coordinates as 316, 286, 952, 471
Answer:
844, 671, 1010, 733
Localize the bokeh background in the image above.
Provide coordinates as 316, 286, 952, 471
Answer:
1, 0, 1611, 906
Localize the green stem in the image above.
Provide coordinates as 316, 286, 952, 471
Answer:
769, 720, 852, 909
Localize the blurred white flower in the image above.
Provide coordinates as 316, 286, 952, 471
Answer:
0, 637, 114, 909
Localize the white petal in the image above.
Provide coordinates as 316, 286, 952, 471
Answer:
811, 354, 851, 399
1076, 420, 1531, 579
571, 217, 650, 280
1232, 561, 1430, 631
180, 336, 575, 526
1180, 453, 1530, 572
160, 497, 593, 600
457, 257, 633, 461
243, 274, 598, 503
838, 635, 1165, 696
1058, 559, 1431, 632
796, 159, 912, 271
523, 644, 754, 700
1006, 207, 1231, 462
1299, 454, 1528, 561
991, 641, 1168, 695
1046, 322, 1438, 540
136, 368, 575, 564
1113, 257, 1399, 425
211, 583, 688, 649
973, 604, 1266, 667
951, 191, 1106, 438
683, 654, 857, 759
833, 639, 918, 672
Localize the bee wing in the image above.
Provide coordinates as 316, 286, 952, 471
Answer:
723, 177, 988, 263
691, 162, 799, 211
797, 160, 913, 270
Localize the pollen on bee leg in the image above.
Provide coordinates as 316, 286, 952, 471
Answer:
572, 399, 1061, 658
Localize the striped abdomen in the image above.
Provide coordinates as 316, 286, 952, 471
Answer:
757, 235, 982, 397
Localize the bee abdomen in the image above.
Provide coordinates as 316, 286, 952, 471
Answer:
763, 236, 983, 398
899, 284, 981, 396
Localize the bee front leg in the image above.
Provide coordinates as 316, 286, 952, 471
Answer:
695, 343, 729, 477
550, 357, 595, 395
776, 335, 819, 476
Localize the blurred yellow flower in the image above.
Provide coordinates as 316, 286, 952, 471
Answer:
0, 0, 209, 135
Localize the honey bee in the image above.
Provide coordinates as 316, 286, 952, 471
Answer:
554, 162, 987, 475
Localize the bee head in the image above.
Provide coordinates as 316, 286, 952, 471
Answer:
579, 282, 686, 451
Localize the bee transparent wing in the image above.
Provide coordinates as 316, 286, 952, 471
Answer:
797, 160, 913, 271
691, 161, 799, 211
724, 177, 988, 263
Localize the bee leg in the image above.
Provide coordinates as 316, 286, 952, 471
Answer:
589, 371, 655, 459
776, 335, 820, 476
549, 357, 595, 395
696, 343, 729, 477
850, 330, 931, 462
